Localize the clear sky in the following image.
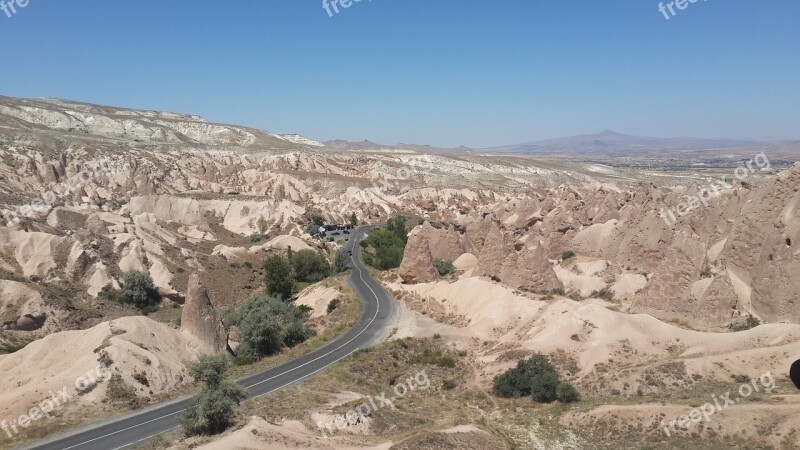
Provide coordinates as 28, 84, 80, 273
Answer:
0, 0, 798, 147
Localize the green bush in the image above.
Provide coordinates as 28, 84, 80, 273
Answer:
492, 354, 575, 404
561, 250, 576, 260
235, 294, 315, 359
326, 298, 341, 314
306, 222, 321, 237
556, 381, 580, 403
181, 356, 246, 436
434, 259, 455, 276
121, 270, 161, 309
590, 288, 615, 301
350, 212, 358, 226
264, 256, 294, 300
291, 250, 331, 283
731, 315, 761, 331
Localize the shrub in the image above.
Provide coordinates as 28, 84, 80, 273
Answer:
182, 356, 246, 436
291, 250, 331, 283
350, 212, 358, 226
264, 256, 294, 300
306, 222, 321, 237
556, 381, 580, 403
493, 354, 564, 403
561, 250, 576, 260
731, 315, 761, 331
98, 284, 127, 304
249, 233, 268, 244
326, 298, 341, 314
434, 259, 455, 276
590, 288, 615, 301
121, 270, 161, 309
235, 294, 315, 359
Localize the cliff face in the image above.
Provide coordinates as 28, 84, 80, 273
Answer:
181, 274, 229, 355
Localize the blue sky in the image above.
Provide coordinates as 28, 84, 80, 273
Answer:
0, 0, 798, 147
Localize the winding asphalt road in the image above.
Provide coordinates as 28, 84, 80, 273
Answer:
22, 227, 397, 450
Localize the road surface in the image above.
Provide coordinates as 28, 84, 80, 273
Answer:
23, 227, 396, 450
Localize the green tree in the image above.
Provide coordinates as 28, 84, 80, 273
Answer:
334, 248, 350, 273
350, 212, 358, 226
264, 256, 294, 300
121, 270, 161, 309
363, 228, 406, 270
291, 250, 331, 282
181, 355, 246, 436
492, 354, 565, 403
386, 216, 408, 243
235, 294, 315, 358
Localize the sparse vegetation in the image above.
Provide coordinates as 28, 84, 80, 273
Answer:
561, 250, 576, 260
434, 258, 455, 276
249, 233, 268, 244
181, 355, 246, 436
413, 348, 456, 368
590, 288, 615, 301
731, 314, 761, 331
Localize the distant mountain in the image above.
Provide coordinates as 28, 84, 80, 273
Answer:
323, 139, 392, 150
484, 130, 782, 155
324, 139, 475, 154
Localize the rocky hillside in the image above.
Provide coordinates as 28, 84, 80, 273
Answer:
399, 163, 800, 330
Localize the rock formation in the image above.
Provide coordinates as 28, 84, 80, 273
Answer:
181, 274, 229, 355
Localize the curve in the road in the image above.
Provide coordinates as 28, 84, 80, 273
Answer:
21, 227, 396, 450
